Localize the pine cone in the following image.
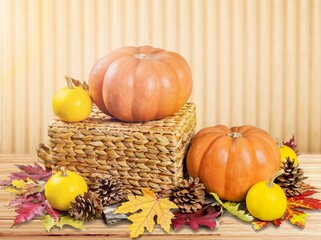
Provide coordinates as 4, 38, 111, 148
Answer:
171, 177, 205, 213
275, 157, 308, 197
69, 191, 103, 221
90, 177, 127, 207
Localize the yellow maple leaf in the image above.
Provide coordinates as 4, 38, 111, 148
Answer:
6, 178, 33, 194
114, 188, 177, 238
6, 178, 45, 195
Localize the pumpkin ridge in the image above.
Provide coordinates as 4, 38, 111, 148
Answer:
224, 135, 255, 201
103, 55, 138, 121
253, 133, 280, 168
189, 131, 225, 178
158, 58, 182, 106
157, 53, 192, 107
131, 59, 159, 121
149, 59, 178, 119
201, 134, 231, 196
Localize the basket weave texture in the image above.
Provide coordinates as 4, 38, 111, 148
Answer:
47, 102, 196, 195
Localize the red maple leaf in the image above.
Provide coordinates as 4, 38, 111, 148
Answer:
287, 190, 321, 210
283, 135, 300, 155
172, 204, 223, 231
285, 190, 321, 228
11, 192, 60, 227
43, 200, 60, 221
13, 200, 45, 227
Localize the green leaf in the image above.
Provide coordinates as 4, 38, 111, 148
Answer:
56, 216, 87, 230
211, 193, 254, 222
41, 215, 86, 232
41, 215, 57, 232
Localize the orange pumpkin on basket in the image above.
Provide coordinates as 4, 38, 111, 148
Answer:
186, 125, 281, 202
88, 46, 192, 122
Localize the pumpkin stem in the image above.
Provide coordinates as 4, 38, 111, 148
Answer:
276, 138, 284, 148
135, 53, 149, 59
65, 75, 74, 89
267, 169, 284, 188
60, 167, 68, 177
227, 132, 242, 138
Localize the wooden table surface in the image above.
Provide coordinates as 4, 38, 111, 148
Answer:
0, 154, 321, 239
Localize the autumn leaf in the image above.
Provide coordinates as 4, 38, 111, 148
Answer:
252, 218, 284, 230
10, 192, 60, 227
285, 208, 307, 227
285, 190, 321, 228
6, 178, 45, 195
41, 214, 57, 232
0, 163, 51, 186
41, 215, 86, 232
12, 199, 45, 227
11, 192, 46, 227
172, 203, 222, 231
252, 220, 270, 230
115, 188, 177, 238
211, 193, 254, 222
283, 135, 300, 155
43, 200, 60, 221
287, 190, 321, 210
70, 76, 89, 92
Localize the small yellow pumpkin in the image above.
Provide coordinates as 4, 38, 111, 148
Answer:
278, 142, 299, 166
45, 167, 88, 211
246, 170, 287, 221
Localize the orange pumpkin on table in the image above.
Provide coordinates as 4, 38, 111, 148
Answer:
186, 125, 281, 202
88, 46, 192, 122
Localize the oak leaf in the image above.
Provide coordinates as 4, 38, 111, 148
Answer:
6, 178, 45, 195
283, 134, 300, 155
41, 215, 86, 232
211, 193, 254, 222
13, 199, 45, 227
10, 192, 60, 227
114, 188, 178, 238
172, 203, 222, 231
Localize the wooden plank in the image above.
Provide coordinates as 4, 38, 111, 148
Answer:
0, 154, 321, 239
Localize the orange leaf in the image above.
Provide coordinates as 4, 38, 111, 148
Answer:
285, 207, 307, 228
285, 190, 321, 228
287, 190, 321, 210
252, 220, 270, 230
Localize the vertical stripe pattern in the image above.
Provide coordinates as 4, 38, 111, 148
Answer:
0, 0, 320, 153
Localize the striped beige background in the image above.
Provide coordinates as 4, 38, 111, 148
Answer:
0, 0, 320, 154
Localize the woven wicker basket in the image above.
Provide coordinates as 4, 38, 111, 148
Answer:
43, 102, 196, 195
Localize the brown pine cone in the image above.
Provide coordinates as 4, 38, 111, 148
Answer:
171, 177, 206, 213
90, 177, 127, 207
276, 157, 308, 197
69, 191, 103, 221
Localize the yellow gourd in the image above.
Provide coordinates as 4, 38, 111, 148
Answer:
279, 142, 298, 166
52, 76, 92, 122
246, 170, 287, 221
45, 167, 88, 211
